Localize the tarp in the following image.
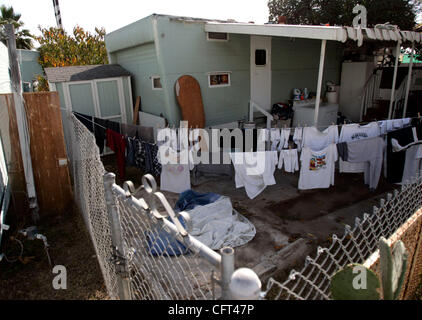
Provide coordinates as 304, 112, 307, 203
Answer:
186, 196, 256, 250
146, 190, 256, 255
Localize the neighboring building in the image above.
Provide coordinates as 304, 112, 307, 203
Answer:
17, 49, 44, 92
0, 42, 11, 94
105, 14, 344, 127
45, 64, 133, 124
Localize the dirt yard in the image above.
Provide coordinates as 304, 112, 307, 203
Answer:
0, 204, 108, 300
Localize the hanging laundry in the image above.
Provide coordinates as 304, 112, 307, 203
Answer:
293, 127, 303, 151
158, 127, 178, 150
341, 136, 384, 190
281, 128, 291, 149
160, 148, 194, 194
74, 112, 94, 132
143, 141, 162, 177
400, 144, 422, 184
125, 137, 138, 167
378, 118, 412, 135
269, 128, 281, 151
387, 124, 422, 184
93, 117, 121, 154
230, 151, 278, 199
301, 125, 339, 152
106, 129, 126, 180
298, 144, 337, 190
339, 122, 381, 173
278, 149, 299, 173
121, 123, 155, 143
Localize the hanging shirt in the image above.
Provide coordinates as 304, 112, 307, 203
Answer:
230, 151, 278, 199
302, 125, 339, 152
298, 144, 338, 190
293, 127, 303, 151
269, 128, 281, 151
387, 124, 422, 183
278, 149, 299, 173
160, 148, 194, 194
106, 129, 126, 180
344, 136, 384, 190
339, 122, 381, 173
400, 144, 422, 185
281, 128, 291, 149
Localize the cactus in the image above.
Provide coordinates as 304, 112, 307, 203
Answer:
330, 238, 408, 300
379, 237, 408, 300
330, 263, 380, 300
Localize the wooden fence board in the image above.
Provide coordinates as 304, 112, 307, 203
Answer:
0, 92, 72, 217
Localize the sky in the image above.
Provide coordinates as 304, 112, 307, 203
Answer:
4, 0, 271, 38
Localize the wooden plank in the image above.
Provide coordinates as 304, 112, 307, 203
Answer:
0, 94, 28, 217
23, 92, 73, 215
0, 92, 73, 217
133, 96, 141, 125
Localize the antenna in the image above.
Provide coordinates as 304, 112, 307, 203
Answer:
52, 0, 63, 30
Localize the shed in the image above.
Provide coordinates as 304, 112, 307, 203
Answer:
17, 49, 44, 92
46, 64, 134, 125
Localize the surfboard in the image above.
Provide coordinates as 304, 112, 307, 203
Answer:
175, 75, 206, 128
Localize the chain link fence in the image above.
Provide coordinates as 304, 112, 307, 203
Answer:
263, 176, 422, 300
66, 112, 422, 300
65, 113, 240, 300
67, 113, 119, 299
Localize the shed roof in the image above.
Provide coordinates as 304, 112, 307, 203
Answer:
45, 64, 131, 83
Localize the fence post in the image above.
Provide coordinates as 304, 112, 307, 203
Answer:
220, 247, 235, 300
103, 172, 132, 300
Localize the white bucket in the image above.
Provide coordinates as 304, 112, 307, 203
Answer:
326, 91, 338, 104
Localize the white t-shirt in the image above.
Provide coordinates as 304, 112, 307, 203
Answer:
160, 148, 194, 194
298, 144, 338, 190
339, 122, 381, 173
269, 128, 281, 151
278, 149, 299, 173
281, 128, 291, 149
230, 151, 278, 199
302, 125, 339, 152
293, 127, 303, 151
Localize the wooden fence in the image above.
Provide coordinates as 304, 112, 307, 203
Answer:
0, 92, 72, 218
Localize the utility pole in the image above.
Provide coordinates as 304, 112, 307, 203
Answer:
5, 24, 39, 222
52, 0, 63, 30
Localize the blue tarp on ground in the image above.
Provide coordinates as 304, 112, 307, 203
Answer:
146, 190, 221, 256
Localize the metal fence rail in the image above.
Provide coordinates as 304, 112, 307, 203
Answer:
66, 113, 256, 300
67, 112, 422, 300
263, 176, 422, 300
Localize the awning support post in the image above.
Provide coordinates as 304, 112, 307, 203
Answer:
314, 40, 327, 126
388, 42, 401, 119
403, 42, 415, 118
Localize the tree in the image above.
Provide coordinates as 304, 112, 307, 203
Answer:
268, 0, 421, 30
36, 26, 109, 68
0, 5, 33, 49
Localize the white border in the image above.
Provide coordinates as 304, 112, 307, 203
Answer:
151, 76, 163, 90
208, 72, 231, 88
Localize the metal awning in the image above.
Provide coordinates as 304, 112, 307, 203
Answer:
206, 22, 422, 125
205, 22, 422, 46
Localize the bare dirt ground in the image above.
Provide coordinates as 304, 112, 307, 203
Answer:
0, 204, 108, 300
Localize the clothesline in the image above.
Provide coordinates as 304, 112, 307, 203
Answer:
73, 110, 422, 134
269, 116, 421, 131
73, 112, 108, 130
